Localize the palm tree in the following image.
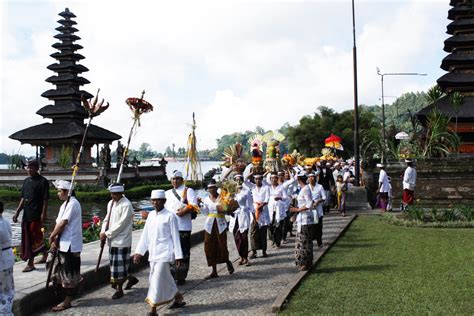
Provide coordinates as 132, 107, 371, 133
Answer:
450, 91, 464, 134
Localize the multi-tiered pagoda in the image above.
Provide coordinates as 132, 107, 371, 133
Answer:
10, 8, 120, 169
417, 0, 474, 153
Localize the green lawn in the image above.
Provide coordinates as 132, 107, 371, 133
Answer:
282, 215, 474, 315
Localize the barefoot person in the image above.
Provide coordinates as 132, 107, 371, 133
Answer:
48, 180, 82, 312
199, 180, 234, 279
100, 183, 138, 299
134, 190, 185, 315
12, 160, 49, 272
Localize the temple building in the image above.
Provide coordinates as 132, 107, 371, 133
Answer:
9, 8, 120, 170
417, 0, 474, 153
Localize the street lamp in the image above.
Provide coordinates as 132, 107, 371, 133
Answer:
376, 67, 427, 162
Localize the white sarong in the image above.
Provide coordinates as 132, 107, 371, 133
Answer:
145, 262, 178, 307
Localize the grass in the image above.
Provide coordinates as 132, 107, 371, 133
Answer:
282, 215, 474, 314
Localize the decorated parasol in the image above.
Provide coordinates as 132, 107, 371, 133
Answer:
47, 89, 109, 288
325, 133, 344, 151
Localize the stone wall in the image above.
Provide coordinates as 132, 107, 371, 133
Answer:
370, 157, 474, 208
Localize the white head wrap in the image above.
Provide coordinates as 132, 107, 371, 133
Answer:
53, 180, 71, 190
172, 170, 183, 178
150, 189, 166, 199
108, 183, 125, 193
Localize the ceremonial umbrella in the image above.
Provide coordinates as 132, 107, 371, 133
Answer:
325, 133, 344, 151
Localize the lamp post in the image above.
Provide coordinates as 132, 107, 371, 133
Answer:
352, 0, 360, 186
376, 68, 427, 162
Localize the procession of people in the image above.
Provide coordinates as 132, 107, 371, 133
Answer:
0, 155, 418, 315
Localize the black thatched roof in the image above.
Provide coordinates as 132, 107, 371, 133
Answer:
443, 34, 474, 53
438, 72, 474, 91
36, 104, 88, 118
417, 95, 474, 123
10, 8, 121, 147
10, 122, 121, 144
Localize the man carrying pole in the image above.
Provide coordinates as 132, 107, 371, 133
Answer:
165, 170, 197, 285
100, 183, 138, 299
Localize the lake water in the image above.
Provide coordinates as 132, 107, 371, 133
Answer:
1, 161, 221, 245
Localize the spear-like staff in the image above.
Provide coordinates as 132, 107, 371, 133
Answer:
46, 89, 109, 289
95, 90, 153, 272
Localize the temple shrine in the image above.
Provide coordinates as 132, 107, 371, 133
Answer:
9, 8, 121, 170
417, 0, 474, 153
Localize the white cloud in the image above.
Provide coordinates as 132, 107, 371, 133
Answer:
1, 0, 449, 157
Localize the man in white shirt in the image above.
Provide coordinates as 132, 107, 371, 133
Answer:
268, 173, 288, 248
48, 180, 83, 312
134, 189, 185, 315
100, 183, 138, 299
244, 173, 270, 258
401, 159, 417, 211
165, 170, 197, 285
376, 163, 390, 212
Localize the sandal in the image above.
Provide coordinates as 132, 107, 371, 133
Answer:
22, 266, 36, 273
204, 273, 218, 280
52, 304, 72, 312
226, 262, 234, 275
112, 290, 124, 299
168, 301, 186, 309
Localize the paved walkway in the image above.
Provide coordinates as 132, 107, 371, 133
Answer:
37, 213, 354, 315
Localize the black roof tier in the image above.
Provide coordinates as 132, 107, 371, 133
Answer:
447, 5, 474, 20
417, 95, 474, 123
444, 34, 474, 52
52, 42, 83, 51
50, 52, 85, 60
37, 104, 87, 118
54, 33, 80, 42
58, 8, 76, 19
57, 19, 77, 26
441, 54, 474, 71
447, 18, 474, 35
9, 122, 121, 144
55, 25, 79, 33
438, 72, 474, 91
47, 62, 88, 73
45, 74, 90, 85
41, 88, 93, 100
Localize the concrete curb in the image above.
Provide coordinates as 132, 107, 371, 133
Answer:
270, 214, 357, 313
12, 228, 205, 316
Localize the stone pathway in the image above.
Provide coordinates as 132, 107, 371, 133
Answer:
37, 213, 354, 315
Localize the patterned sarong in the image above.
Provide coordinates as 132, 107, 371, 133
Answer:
20, 220, 44, 261
51, 251, 81, 297
295, 225, 313, 269
250, 221, 267, 252
0, 267, 14, 315
171, 231, 191, 282
109, 246, 131, 284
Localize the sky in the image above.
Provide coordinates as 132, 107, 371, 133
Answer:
1, 0, 449, 156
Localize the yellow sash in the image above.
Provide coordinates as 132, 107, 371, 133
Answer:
207, 213, 225, 219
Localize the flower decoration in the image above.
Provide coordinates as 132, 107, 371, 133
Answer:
81, 88, 109, 117
218, 180, 239, 213
82, 222, 91, 230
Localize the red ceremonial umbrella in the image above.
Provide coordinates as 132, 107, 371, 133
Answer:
325, 133, 343, 151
